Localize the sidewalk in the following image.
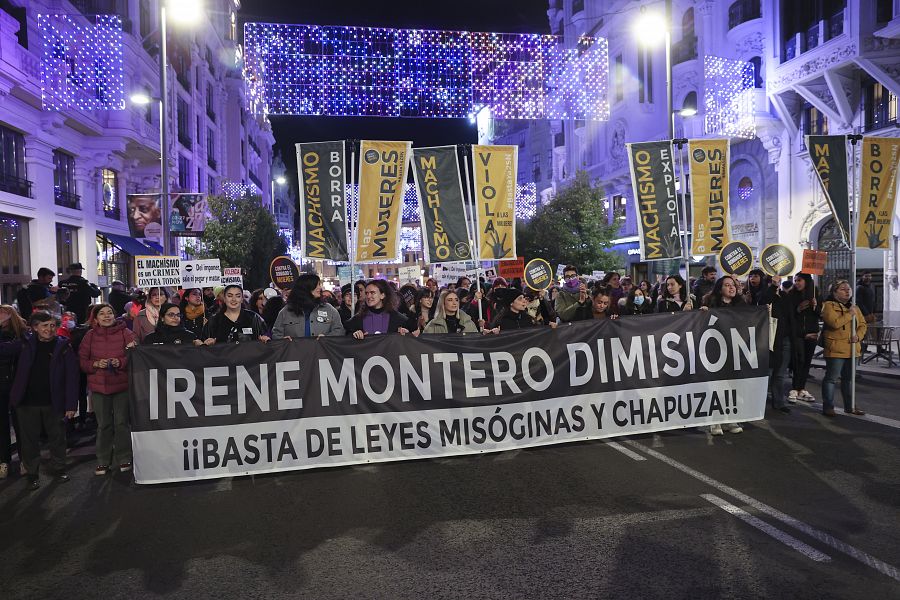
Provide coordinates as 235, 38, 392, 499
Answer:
811, 356, 900, 380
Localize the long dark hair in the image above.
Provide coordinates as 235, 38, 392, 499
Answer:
286, 273, 321, 316
703, 276, 746, 308
790, 272, 815, 301
361, 279, 399, 314
662, 274, 688, 301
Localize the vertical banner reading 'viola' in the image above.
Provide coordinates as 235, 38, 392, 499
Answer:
296, 141, 349, 261
473, 145, 517, 260
627, 141, 682, 261
688, 139, 730, 255
410, 146, 473, 264
355, 140, 412, 263
857, 136, 900, 250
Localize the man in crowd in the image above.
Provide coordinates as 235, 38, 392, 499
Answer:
856, 271, 876, 323
692, 266, 717, 300
16, 267, 58, 317
107, 280, 131, 317
59, 263, 102, 324
555, 265, 589, 322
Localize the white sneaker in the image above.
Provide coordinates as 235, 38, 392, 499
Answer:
726, 424, 743, 434
798, 390, 815, 402
0, 462, 7, 479
787, 390, 799, 404
710, 424, 724, 436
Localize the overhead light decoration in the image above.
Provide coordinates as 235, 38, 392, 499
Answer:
704, 55, 755, 138
243, 23, 609, 121
38, 14, 125, 111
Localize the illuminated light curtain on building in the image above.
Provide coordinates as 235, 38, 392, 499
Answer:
243, 23, 609, 121
38, 14, 125, 111
704, 55, 755, 138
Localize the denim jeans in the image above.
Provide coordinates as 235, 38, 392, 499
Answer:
822, 357, 854, 412
768, 335, 791, 408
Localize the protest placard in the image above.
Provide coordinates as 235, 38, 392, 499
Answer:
135, 256, 181, 288
498, 257, 525, 281
221, 267, 243, 287
180, 259, 222, 288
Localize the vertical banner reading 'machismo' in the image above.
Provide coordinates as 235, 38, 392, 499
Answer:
296, 141, 349, 261
473, 145, 517, 260
688, 139, 730, 256
410, 146, 473, 264
355, 140, 411, 263
857, 136, 900, 250
627, 141, 682, 261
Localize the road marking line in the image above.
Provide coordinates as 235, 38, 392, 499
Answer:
625, 440, 900, 583
701, 494, 831, 562
792, 400, 900, 430
604, 441, 646, 461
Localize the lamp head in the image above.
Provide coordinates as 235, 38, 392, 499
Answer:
130, 92, 152, 105
167, 0, 203, 24
275, 176, 287, 185
634, 8, 667, 46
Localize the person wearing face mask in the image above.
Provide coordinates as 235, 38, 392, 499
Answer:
79, 303, 136, 476
555, 265, 587, 322
620, 288, 653, 316
200, 285, 269, 345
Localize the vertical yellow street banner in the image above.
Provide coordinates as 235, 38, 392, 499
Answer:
688, 139, 731, 256
857, 137, 900, 250
355, 140, 412, 263
473, 145, 517, 260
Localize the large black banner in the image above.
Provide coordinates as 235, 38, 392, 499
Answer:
807, 135, 850, 248
411, 146, 473, 264
627, 141, 682, 261
129, 307, 769, 484
296, 141, 349, 261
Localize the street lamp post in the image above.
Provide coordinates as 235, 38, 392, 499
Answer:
270, 176, 286, 218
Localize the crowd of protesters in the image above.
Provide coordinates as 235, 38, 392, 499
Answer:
0, 261, 874, 489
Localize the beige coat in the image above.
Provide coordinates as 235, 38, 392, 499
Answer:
821, 300, 867, 359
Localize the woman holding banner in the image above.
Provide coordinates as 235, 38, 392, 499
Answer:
699, 277, 745, 435
79, 304, 136, 475
656, 275, 696, 312
787, 273, 820, 403
271, 274, 344, 340
423, 290, 478, 334
180, 289, 209, 338
201, 285, 269, 344
142, 302, 200, 345
488, 288, 539, 332
574, 288, 619, 322
821, 280, 867, 417
620, 288, 654, 317
345, 280, 410, 339
133, 287, 168, 344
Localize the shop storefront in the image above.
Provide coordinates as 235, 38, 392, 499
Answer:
96, 232, 160, 289
0, 213, 29, 304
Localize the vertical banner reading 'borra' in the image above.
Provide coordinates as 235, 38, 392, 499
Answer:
473, 145, 517, 260
355, 140, 412, 263
410, 146, 473, 264
296, 141, 349, 261
857, 136, 900, 250
628, 141, 682, 261
807, 135, 850, 248
688, 139, 730, 255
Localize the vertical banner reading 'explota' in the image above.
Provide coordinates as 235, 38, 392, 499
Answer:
473, 145, 517, 260
688, 139, 730, 255
627, 141, 682, 261
857, 137, 900, 250
410, 146, 473, 264
807, 136, 850, 248
355, 140, 411, 263
296, 141, 349, 261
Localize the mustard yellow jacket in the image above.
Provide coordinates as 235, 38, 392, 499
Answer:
821, 300, 867, 359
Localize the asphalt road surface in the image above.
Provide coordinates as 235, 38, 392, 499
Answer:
2, 372, 899, 599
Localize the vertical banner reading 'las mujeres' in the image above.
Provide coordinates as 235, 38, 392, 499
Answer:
355, 140, 411, 263
807, 135, 850, 248
628, 141, 682, 261
857, 137, 900, 250
410, 146, 473, 264
473, 145, 517, 260
296, 141, 349, 261
688, 139, 730, 255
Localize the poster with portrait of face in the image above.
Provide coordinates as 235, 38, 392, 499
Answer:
126, 194, 163, 241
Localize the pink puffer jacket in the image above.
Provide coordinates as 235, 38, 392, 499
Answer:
78, 320, 135, 394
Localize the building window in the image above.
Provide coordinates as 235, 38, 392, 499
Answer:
55, 223, 79, 276
729, 0, 761, 30
207, 128, 216, 170
0, 213, 30, 302
178, 155, 191, 191
682, 8, 695, 37
53, 150, 80, 209
780, 0, 846, 62
206, 83, 215, 121
737, 177, 754, 202
177, 97, 192, 149
532, 153, 541, 181
241, 140, 246, 166
802, 103, 828, 136
96, 234, 129, 288
139, 0, 153, 39
749, 56, 763, 88
0, 124, 30, 198
198, 167, 204, 192
614, 54, 624, 102
572, 0, 585, 14
863, 78, 898, 132
208, 175, 216, 195
101, 168, 119, 219
876, 0, 894, 23
637, 46, 653, 103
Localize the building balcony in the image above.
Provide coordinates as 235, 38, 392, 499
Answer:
0, 173, 32, 198
781, 10, 845, 63
672, 35, 698, 66
728, 0, 761, 30
55, 189, 81, 210
103, 206, 120, 220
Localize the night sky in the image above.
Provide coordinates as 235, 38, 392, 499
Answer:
237, 0, 551, 175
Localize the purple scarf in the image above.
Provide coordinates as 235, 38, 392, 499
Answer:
362, 310, 390, 334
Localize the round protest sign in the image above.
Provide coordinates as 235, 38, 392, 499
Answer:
269, 256, 300, 290
524, 258, 554, 290
760, 244, 796, 277
718, 241, 753, 276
